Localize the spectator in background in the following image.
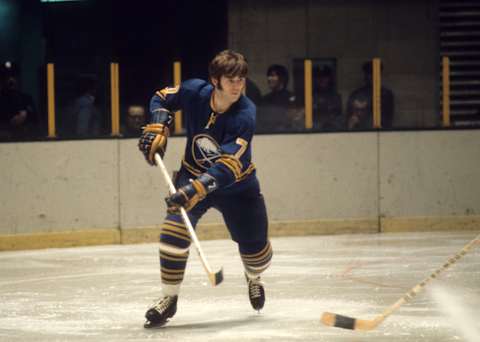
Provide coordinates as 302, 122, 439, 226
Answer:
70, 75, 101, 137
346, 61, 394, 130
262, 64, 293, 108
122, 104, 146, 137
257, 64, 295, 131
314, 65, 343, 131
0, 61, 39, 139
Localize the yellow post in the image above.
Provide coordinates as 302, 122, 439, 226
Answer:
372, 58, 381, 128
47, 63, 56, 138
173, 61, 182, 134
114, 63, 120, 135
442, 56, 451, 127
304, 59, 313, 129
110, 63, 120, 136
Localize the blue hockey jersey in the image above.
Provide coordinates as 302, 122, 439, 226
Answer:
150, 79, 257, 190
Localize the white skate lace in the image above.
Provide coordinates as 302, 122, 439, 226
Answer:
249, 279, 263, 298
152, 296, 173, 313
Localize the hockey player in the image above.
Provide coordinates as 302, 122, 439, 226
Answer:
138, 50, 272, 328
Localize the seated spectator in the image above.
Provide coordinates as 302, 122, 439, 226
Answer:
122, 104, 146, 137
314, 65, 343, 130
69, 75, 101, 137
262, 64, 294, 108
346, 61, 394, 130
0, 61, 39, 140
257, 64, 295, 131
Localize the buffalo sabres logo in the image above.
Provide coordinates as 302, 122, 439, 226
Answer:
192, 134, 221, 170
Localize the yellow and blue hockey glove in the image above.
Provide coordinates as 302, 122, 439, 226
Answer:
166, 173, 218, 213
138, 123, 169, 165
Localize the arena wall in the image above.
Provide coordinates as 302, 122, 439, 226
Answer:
1, 129, 479, 250
229, 0, 438, 128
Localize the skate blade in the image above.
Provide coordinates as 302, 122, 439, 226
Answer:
144, 319, 168, 329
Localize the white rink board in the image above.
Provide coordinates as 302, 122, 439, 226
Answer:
0, 130, 479, 235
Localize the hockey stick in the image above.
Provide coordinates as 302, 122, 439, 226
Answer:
321, 232, 480, 331
154, 153, 224, 287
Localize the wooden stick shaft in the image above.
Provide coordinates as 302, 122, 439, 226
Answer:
380, 233, 480, 321
154, 153, 214, 274
322, 234, 480, 331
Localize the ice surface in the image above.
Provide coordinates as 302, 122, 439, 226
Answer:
430, 285, 480, 342
0, 231, 479, 341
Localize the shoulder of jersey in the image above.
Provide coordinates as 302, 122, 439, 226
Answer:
237, 96, 256, 120
182, 79, 212, 95
230, 102, 255, 131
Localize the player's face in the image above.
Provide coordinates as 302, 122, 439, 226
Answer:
218, 76, 245, 102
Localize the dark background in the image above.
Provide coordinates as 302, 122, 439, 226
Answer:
1, 0, 228, 133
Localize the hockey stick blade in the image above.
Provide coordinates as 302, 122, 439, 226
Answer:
209, 267, 224, 286
321, 312, 382, 331
320, 233, 480, 331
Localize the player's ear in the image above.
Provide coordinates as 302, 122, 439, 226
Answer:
211, 77, 219, 87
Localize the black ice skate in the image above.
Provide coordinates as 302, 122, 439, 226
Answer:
144, 295, 178, 328
245, 273, 265, 311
